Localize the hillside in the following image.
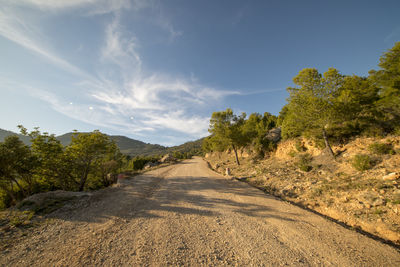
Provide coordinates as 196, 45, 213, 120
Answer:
205, 135, 400, 245
56, 132, 169, 156
0, 129, 31, 145
167, 138, 204, 154
0, 129, 202, 157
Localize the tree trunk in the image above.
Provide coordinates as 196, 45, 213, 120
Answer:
7, 190, 16, 204
322, 128, 335, 158
232, 144, 240, 165
78, 165, 90, 191
12, 178, 27, 197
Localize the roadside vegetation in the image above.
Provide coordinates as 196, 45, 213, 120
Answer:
0, 126, 200, 210
203, 42, 400, 244
204, 42, 400, 160
0, 128, 125, 209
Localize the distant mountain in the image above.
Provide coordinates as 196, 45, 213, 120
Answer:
0, 128, 203, 157
167, 138, 204, 154
55, 132, 168, 156
0, 129, 31, 145
110, 135, 168, 156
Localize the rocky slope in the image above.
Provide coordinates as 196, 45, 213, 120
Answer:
205, 135, 400, 245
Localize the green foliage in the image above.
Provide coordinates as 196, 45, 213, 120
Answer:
131, 156, 159, 170
204, 110, 277, 160
206, 108, 247, 165
288, 150, 297, 158
277, 105, 288, 127
66, 130, 120, 191
8, 211, 34, 227
279, 42, 400, 146
0, 135, 38, 204
243, 112, 277, 156
333, 75, 382, 139
369, 42, 400, 130
172, 151, 193, 159
125, 46, 400, 166
0, 190, 9, 210
295, 140, 307, 152
168, 139, 204, 157
368, 142, 395, 155
296, 153, 313, 172
280, 68, 344, 158
351, 154, 372, 171
0, 127, 123, 209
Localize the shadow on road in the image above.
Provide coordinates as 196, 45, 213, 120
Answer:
47, 166, 303, 226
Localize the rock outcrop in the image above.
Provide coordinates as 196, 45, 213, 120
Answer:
265, 127, 281, 143
160, 154, 176, 163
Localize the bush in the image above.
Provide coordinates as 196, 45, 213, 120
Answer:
0, 190, 11, 210
351, 154, 372, 171
288, 150, 297, 157
295, 140, 307, 152
296, 153, 313, 172
131, 156, 159, 170
368, 142, 395, 155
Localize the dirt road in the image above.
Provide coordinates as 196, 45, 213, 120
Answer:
1, 157, 400, 266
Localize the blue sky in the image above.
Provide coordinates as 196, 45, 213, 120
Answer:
0, 0, 399, 146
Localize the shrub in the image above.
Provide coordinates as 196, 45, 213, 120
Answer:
351, 154, 372, 171
296, 153, 313, 172
368, 142, 395, 155
288, 150, 297, 157
131, 156, 160, 170
8, 211, 34, 227
295, 140, 307, 152
0, 190, 10, 210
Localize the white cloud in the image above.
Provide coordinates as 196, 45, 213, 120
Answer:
156, 17, 183, 43
0, 7, 88, 77
4, 0, 139, 15
0, 1, 238, 144
143, 111, 210, 136
101, 15, 142, 75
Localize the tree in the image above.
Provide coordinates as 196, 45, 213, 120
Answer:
242, 112, 277, 156
282, 68, 344, 157
0, 136, 37, 202
369, 42, 400, 131
277, 105, 289, 127
66, 131, 119, 191
334, 75, 381, 137
18, 125, 75, 191
208, 109, 247, 165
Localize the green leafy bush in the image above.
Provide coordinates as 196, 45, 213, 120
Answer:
131, 156, 160, 170
295, 140, 307, 152
351, 154, 372, 171
296, 153, 313, 172
368, 142, 395, 155
288, 150, 297, 157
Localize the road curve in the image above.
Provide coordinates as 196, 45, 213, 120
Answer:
1, 157, 400, 266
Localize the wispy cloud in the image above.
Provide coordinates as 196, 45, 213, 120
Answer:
0, 7, 88, 77
384, 26, 400, 44
0, 1, 237, 144
101, 15, 142, 75
156, 16, 183, 43
5, 0, 139, 15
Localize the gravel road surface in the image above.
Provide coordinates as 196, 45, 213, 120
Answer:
1, 157, 399, 266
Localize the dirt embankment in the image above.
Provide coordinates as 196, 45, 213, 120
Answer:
1, 157, 399, 266
205, 136, 400, 245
